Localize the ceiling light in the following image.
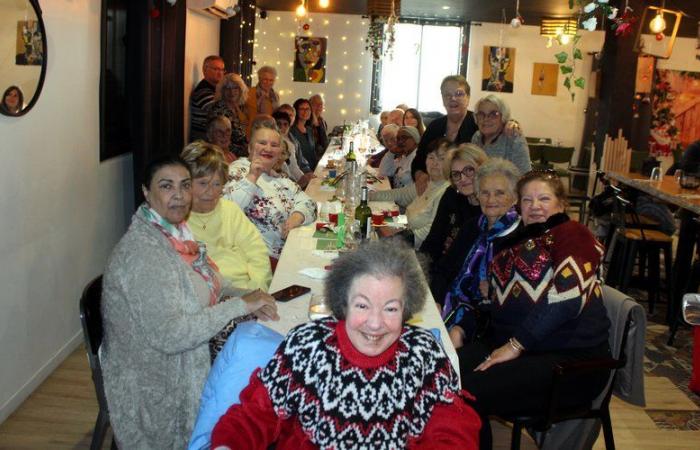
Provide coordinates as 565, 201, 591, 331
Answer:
442, 6, 450, 10
540, 17, 577, 39
649, 11, 666, 33
295, 1, 306, 17
319, 0, 329, 8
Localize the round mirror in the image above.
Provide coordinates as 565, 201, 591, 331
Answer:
0, 0, 47, 117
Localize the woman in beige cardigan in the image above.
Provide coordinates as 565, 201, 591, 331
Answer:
101, 155, 278, 449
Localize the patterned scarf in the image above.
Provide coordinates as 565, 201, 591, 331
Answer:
255, 85, 279, 114
442, 208, 520, 328
138, 204, 221, 306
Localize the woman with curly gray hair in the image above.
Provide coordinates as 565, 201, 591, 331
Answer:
212, 240, 481, 449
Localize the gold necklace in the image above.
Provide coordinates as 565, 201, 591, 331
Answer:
191, 212, 214, 230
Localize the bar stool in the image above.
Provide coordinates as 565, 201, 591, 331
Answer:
606, 195, 674, 315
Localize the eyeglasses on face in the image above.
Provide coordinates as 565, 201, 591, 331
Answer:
450, 166, 476, 180
442, 90, 467, 100
476, 110, 502, 121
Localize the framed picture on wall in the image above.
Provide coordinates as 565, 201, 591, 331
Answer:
531, 63, 558, 96
294, 36, 327, 83
15, 20, 43, 66
482, 46, 515, 93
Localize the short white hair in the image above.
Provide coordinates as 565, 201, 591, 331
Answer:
475, 94, 511, 124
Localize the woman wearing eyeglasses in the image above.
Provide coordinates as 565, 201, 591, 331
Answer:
431, 159, 521, 349
459, 170, 611, 450
472, 94, 531, 175
420, 144, 488, 265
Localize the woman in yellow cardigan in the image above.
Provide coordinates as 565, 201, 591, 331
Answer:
181, 141, 272, 291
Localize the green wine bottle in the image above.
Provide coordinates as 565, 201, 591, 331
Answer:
345, 141, 356, 162
354, 186, 372, 240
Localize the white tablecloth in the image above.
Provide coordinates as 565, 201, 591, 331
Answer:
264, 141, 460, 377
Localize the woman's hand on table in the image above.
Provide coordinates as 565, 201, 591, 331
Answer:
282, 211, 305, 238
242, 289, 279, 321
474, 341, 521, 371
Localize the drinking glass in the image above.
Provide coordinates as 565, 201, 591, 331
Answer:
650, 167, 662, 182
308, 294, 332, 320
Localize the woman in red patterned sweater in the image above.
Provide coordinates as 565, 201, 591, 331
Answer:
458, 170, 611, 450
211, 240, 481, 449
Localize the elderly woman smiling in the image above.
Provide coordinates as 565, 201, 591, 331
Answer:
101, 155, 278, 449
458, 169, 611, 450
471, 94, 531, 174
223, 125, 316, 261
211, 240, 481, 449
181, 142, 272, 291
438, 159, 521, 349
421, 143, 489, 265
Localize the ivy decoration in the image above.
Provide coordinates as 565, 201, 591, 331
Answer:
557, 0, 637, 101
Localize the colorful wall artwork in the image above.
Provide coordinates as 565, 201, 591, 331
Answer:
531, 63, 558, 96
482, 46, 515, 93
293, 36, 327, 83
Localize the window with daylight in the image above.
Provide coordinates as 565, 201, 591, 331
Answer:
378, 23, 463, 113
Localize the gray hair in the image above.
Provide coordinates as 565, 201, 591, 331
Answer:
440, 75, 471, 96
443, 143, 489, 181
474, 157, 520, 198
324, 240, 427, 322
475, 94, 511, 124
380, 123, 400, 137
214, 73, 248, 105
207, 115, 232, 137
257, 65, 277, 78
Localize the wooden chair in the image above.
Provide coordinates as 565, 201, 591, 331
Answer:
79, 275, 118, 450
505, 286, 639, 450
600, 130, 632, 174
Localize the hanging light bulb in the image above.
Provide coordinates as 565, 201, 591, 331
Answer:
649, 11, 667, 34
319, 0, 329, 8
296, 1, 307, 17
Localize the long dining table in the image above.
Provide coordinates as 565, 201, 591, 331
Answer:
605, 170, 700, 342
263, 139, 461, 376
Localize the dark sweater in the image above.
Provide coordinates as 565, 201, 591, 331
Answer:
411, 112, 478, 178
488, 213, 610, 351
420, 187, 482, 267
189, 79, 216, 142
429, 216, 481, 304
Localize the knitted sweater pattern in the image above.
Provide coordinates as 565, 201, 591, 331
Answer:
259, 318, 462, 450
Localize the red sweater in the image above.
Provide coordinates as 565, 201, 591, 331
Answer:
211, 319, 480, 450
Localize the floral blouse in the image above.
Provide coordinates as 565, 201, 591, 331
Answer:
223, 158, 317, 258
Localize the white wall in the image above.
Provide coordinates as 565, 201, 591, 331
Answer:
253, 11, 373, 130
467, 22, 604, 151
0, 0, 134, 423
184, 9, 221, 141
656, 36, 700, 72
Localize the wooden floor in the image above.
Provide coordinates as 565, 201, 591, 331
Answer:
0, 345, 698, 449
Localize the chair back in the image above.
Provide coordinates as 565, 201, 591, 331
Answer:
526, 137, 552, 145
79, 275, 110, 414
542, 146, 575, 165
599, 285, 645, 407
80, 275, 104, 358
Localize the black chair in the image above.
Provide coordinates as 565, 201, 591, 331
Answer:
505, 286, 638, 450
606, 194, 673, 316
79, 275, 117, 450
